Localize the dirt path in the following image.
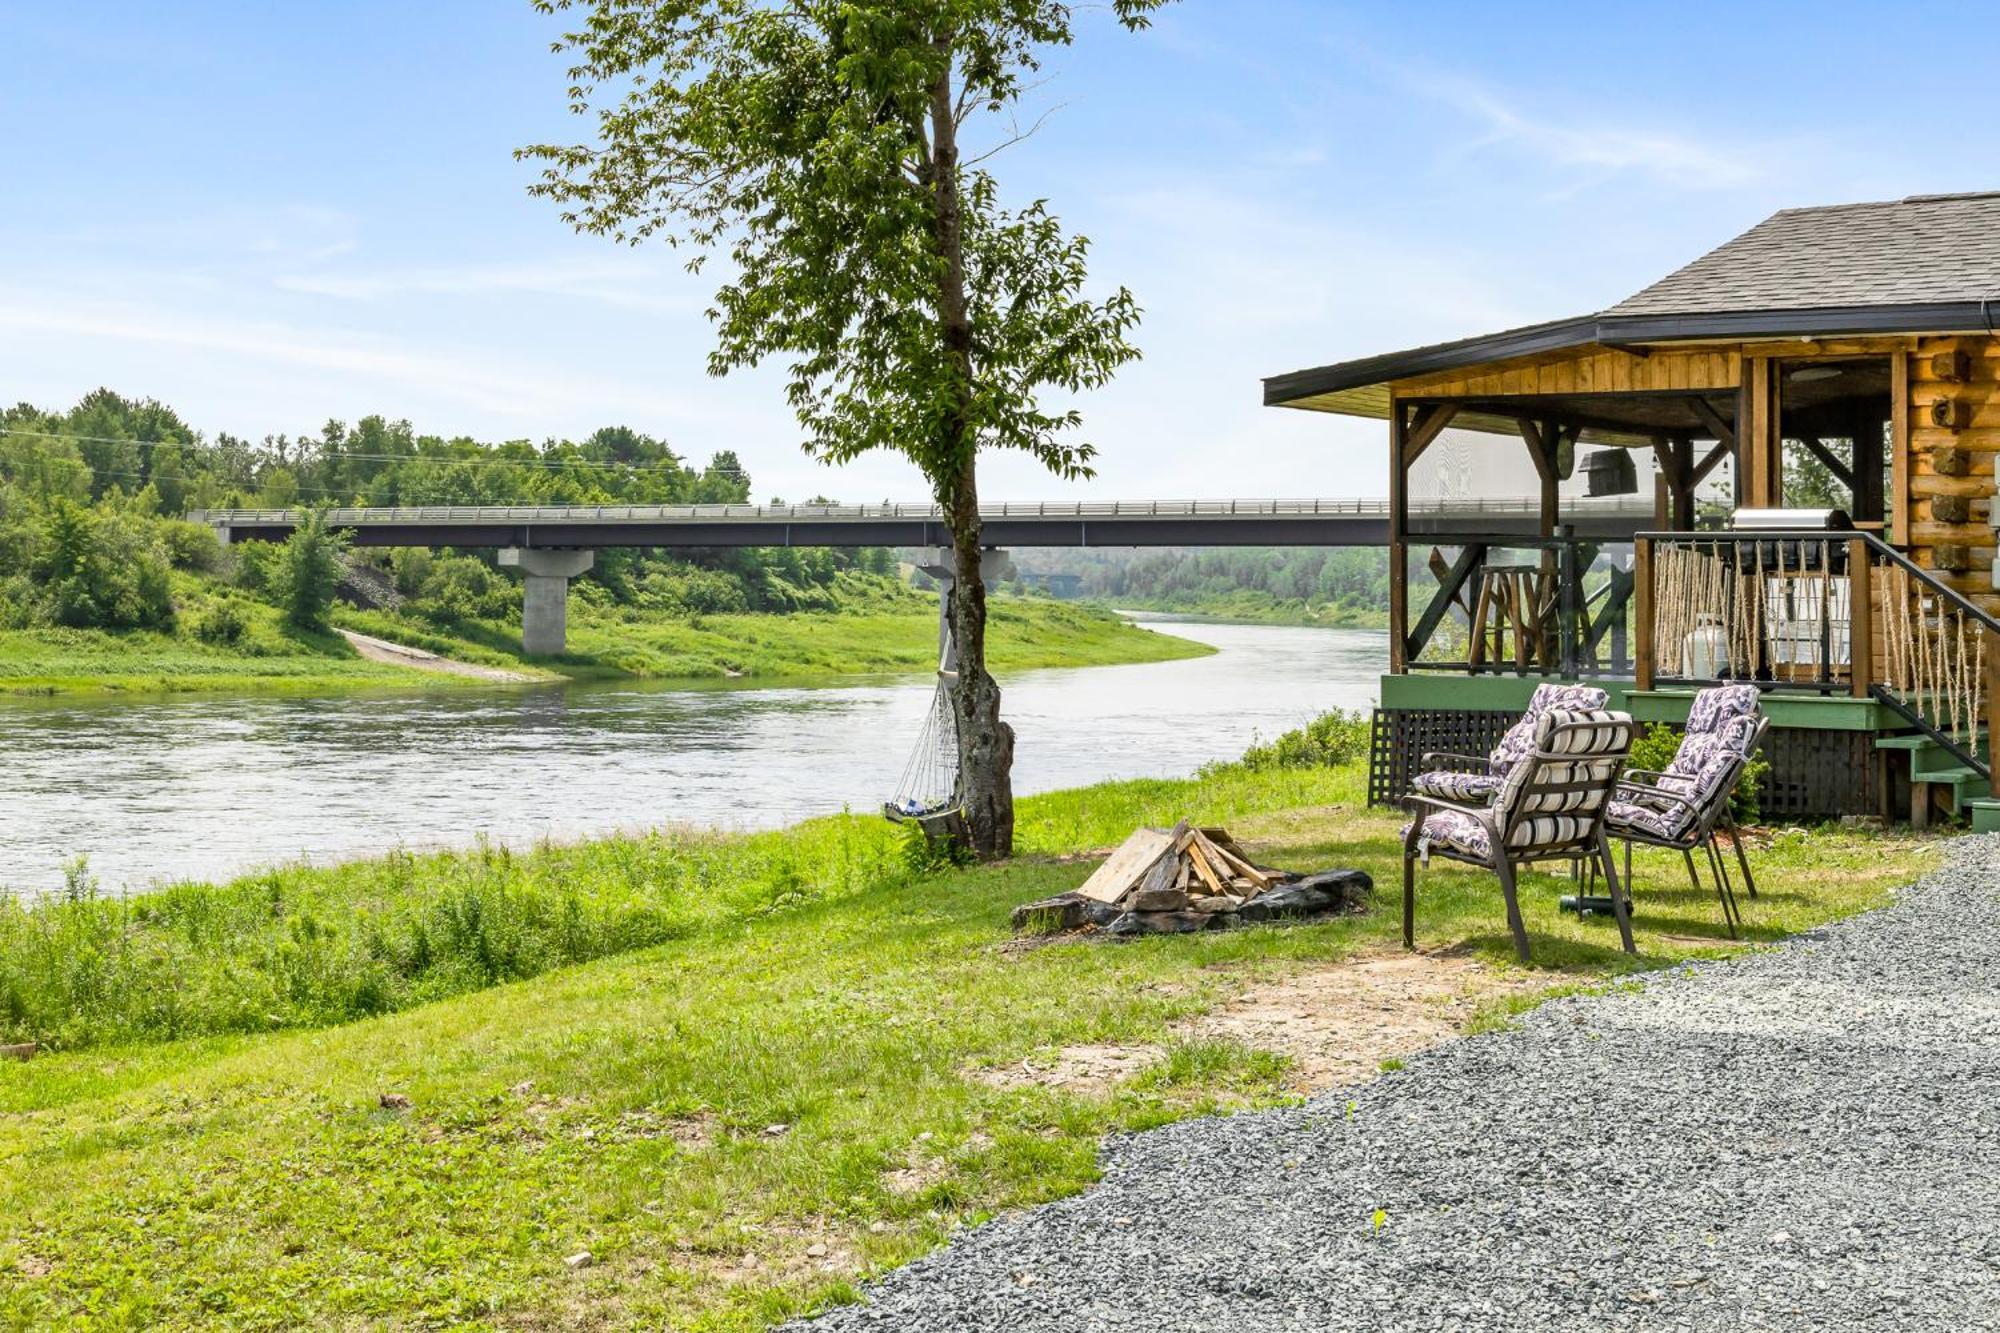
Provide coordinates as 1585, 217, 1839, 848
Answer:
338, 629, 541, 683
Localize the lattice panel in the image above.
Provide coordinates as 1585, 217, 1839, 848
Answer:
1368, 708, 1518, 807
1757, 726, 1879, 820
1371, 707, 1879, 820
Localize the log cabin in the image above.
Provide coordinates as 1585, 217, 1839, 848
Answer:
1264, 190, 2000, 828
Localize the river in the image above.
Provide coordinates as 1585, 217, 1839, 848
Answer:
0, 620, 1386, 896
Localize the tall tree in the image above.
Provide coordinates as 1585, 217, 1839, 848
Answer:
520, 0, 1163, 857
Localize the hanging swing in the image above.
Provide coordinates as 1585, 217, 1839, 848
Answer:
884, 672, 963, 825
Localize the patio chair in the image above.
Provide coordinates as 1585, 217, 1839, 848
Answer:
1604, 694, 1768, 938
1409, 682, 1610, 805
1403, 709, 1637, 964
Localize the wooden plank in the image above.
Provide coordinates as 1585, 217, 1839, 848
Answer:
1195, 830, 1274, 888
1076, 826, 1177, 903
1181, 835, 1227, 896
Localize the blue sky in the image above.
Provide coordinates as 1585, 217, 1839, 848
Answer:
5, 1, 1997, 502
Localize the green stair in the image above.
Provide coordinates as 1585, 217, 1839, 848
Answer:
1876, 732, 1992, 823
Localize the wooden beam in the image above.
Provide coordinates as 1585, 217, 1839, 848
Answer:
1402, 402, 1459, 468
1687, 395, 1737, 448
1389, 401, 1410, 674
1583, 567, 1634, 658
1407, 543, 1485, 663
1797, 433, 1856, 489
1691, 438, 1732, 487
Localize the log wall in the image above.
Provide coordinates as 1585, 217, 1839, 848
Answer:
1906, 334, 2000, 615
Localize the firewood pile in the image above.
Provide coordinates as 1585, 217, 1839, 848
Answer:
1011, 820, 1371, 938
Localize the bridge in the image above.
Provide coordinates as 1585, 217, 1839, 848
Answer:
193, 497, 1653, 653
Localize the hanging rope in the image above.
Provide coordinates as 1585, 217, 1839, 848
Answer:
885, 673, 963, 821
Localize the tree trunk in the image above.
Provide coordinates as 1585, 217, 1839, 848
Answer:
928, 47, 1014, 859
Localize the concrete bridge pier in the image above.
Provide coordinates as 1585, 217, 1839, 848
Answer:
913, 547, 1014, 673
499, 547, 594, 655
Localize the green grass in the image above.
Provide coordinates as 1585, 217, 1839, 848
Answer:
0, 764, 1942, 1330
0, 595, 1206, 697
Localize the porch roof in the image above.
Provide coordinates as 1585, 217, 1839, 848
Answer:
1266, 191, 2000, 416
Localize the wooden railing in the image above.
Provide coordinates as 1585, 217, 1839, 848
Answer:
1637, 529, 2000, 774
1406, 536, 1632, 678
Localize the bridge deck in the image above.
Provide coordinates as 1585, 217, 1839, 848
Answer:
193, 497, 1655, 548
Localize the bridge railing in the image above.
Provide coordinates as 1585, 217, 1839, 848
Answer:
190, 495, 1658, 526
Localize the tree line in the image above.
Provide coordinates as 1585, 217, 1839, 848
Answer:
1014, 546, 1392, 619
0, 389, 898, 640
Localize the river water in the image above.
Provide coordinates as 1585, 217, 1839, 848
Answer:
0, 620, 1386, 896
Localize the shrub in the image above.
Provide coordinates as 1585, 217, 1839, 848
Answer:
1235, 708, 1370, 772
158, 519, 222, 572
192, 599, 250, 646
30, 501, 176, 630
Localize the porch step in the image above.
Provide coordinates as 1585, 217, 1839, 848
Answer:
1967, 798, 2000, 835
1874, 732, 1991, 783
1918, 765, 1989, 800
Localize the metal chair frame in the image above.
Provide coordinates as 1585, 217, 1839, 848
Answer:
1605, 715, 1769, 939
1402, 717, 1637, 965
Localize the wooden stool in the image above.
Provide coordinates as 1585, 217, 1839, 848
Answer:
1469, 566, 1556, 672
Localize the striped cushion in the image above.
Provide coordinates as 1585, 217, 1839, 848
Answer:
1488, 683, 1610, 775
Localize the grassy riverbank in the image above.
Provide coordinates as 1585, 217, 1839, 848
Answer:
1096, 592, 1387, 629
0, 751, 1939, 1330
0, 594, 1205, 696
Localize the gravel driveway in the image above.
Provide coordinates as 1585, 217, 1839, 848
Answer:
796, 837, 2000, 1331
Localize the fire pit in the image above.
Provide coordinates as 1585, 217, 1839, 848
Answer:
1011, 821, 1371, 938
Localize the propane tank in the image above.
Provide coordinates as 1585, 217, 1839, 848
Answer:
1680, 612, 1729, 679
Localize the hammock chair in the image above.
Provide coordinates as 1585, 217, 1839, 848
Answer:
884, 672, 963, 825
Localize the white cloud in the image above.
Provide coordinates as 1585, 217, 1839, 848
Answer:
0, 298, 705, 424
275, 256, 698, 312
1378, 60, 1761, 192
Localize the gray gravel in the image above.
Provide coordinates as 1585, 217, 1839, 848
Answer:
795, 836, 2000, 1331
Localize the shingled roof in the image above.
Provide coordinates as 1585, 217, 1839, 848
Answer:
1267, 191, 2000, 410
1610, 191, 2000, 316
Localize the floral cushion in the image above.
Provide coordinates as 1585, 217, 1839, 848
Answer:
1411, 769, 1504, 802
1685, 683, 1760, 739
1606, 796, 1694, 841
1486, 683, 1611, 776
1409, 807, 1492, 860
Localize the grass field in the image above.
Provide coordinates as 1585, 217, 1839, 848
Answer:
0, 759, 1942, 1331
0, 596, 1206, 697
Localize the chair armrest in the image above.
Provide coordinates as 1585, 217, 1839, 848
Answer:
1403, 793, 1494, 819
1622, 766, 1671, 782
1419, 750, 1492, 773
1614, 779, 1701, 821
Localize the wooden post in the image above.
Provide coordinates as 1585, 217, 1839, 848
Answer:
1849, 537, 1872, 700
1986, 625, 2000, 775
1634, 536, 1654, 692
1389, 401, 1408, 674
1890, 349, 1911, 547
